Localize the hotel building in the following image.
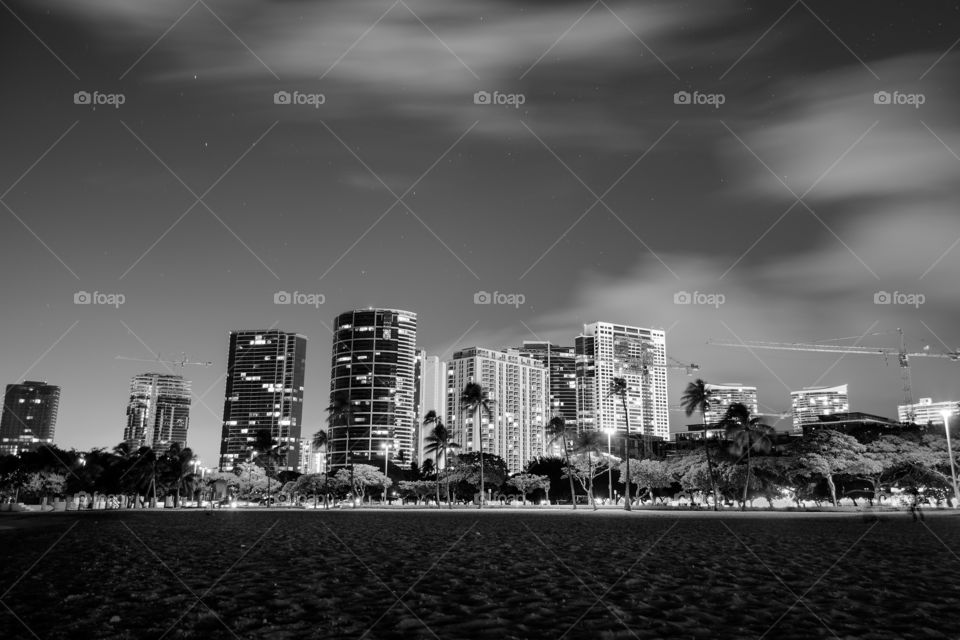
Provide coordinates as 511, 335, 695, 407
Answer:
123, 373, 191, 451
329, 309, 418, 468
446, 347, 547, 474
898, 397, 960, 426
790, 384, 849, 433
704, 383, 759, 425
219, 330, 307, 472
415, 350, 446, 466
0, 381, 60, 455
516, 341, 577, 428
574, 322, 669, 440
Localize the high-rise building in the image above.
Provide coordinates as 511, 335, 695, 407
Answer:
575, 322, 669, 439
517, 341, 577, 428
446, 347, 547, 474
898, 397, 960, 425
415, 350, 446, 466
791, 384, 849, 432
298, 436, 326, 474
0, 381, 60, 456
704, 383, 759, 425
123, 373, 191, 451
329, 309, 417, 469
219, 330, 307, 472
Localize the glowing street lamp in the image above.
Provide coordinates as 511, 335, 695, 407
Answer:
941, 410, 960, 509
381, 442, 393, 476
603, 427, 615, 505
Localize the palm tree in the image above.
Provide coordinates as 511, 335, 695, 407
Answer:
609, 377, 632, 511
423, 410, 460, 508
721, 403, 775, 510
312, 429, 328, 472
460, 382, 493, 508
681, 379, 721, 511
131, 446, 160, 507
162, 443, 196, 507
545, 415, 578, 509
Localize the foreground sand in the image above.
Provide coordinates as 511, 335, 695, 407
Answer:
1, 509, 958, 639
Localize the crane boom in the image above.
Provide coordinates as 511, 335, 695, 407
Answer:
708, 329, 959, 421
707, 339, 958, 359
115, 354, 213, 367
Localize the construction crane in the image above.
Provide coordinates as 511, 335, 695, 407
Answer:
115, 353, 214, 369
707, 328, 960, 421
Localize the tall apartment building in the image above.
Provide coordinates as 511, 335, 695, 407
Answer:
446, 347, 547, 474
575, 322, 669, 440
791, 384, 849, 432
0, 381, 60, 456
704, 383, 759, 424
219, 330, 307, 472
516, 341, 577, 428
415, 350, 446, 466
329, 309, 418, 469
898, 397, 960, 426
123, 373, 191, 451
298, 436, 326, 475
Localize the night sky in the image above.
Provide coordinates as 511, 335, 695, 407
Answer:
2, 0, 959, 467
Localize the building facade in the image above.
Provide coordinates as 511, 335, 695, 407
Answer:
415, 350, 446, 467
517, 341, 577, 428
575, 322, 669, 440
704, 383, 759, 425
123, 373, 191, 451
0, 381, 60, 456
899, 397, 960, 426
446, 347, 547, 474
790, 384, 849, 433
219, 330, 307, 472
329, 309, 418, 469
298, 436, 326, 475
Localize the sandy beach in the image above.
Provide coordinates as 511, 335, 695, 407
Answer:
1, 509, 958, 639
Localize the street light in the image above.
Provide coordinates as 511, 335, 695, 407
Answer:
381, 442, 393, 505
941, 410, 960, 509
603, 427, 615, 506
380, 442, 392, 476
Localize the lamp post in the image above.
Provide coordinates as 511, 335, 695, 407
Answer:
381, 442, 392, 476
603, 427, 614, 506
380, 442, 393, 505
941, 410, 960, 509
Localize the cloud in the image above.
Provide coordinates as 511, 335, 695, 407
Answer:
30, 0, 720, 147
722, 54, 960, 202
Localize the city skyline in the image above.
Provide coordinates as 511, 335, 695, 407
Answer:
1, 0, 959, 468
2, 310, 959, 466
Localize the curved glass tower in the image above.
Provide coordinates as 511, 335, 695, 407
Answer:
329, 309, 417, 469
